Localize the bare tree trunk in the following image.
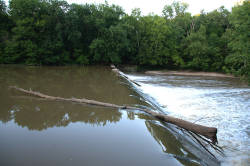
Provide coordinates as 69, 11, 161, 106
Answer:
9, 84, 217, 144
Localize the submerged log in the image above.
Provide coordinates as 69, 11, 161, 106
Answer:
9, 85, 217, 144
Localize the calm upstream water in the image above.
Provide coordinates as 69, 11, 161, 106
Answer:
127, 73, 250, 166
0, 65, 248, 166
0, 65, 207, 166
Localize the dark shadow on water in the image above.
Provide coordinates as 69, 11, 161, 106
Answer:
145, 120, 218, 166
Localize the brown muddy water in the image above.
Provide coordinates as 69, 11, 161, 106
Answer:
0, 65, 245, 166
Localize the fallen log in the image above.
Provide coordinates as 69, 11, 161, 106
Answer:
9, 85, 217, 144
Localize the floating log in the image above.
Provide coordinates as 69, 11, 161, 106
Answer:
9, 85, 217, 144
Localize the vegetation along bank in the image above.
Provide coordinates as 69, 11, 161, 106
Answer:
0, 0, 249, 81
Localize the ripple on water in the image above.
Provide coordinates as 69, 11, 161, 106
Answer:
128, 74, 250, 166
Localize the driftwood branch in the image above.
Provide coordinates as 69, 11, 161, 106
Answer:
9, 64, 218, 144
9, 84, 217, 144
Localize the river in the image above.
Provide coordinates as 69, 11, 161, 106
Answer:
0, 65, 249, 166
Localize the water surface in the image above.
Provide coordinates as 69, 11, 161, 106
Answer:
127, 73, 250, 166
0, 66, 209, 166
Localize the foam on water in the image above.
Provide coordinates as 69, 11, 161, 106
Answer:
128, 74, 250, 166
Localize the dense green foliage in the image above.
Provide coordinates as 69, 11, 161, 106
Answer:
0, 0, 249, 80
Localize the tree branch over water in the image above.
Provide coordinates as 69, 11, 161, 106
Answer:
9, 65, 218, 144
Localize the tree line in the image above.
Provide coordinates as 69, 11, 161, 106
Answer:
0, 0, 249, 80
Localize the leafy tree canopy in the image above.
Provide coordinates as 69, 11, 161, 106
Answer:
0, 0, 249, 81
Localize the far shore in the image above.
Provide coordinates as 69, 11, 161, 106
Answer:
145, 70, 235, 78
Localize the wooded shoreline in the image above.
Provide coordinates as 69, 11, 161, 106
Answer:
0, 0, 249, 83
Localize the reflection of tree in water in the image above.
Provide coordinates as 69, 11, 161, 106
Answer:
0, 65, 147, 130
145, 121, 201, 166
10, 101, 122, 130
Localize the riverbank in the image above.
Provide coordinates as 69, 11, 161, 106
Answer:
145, 70, 235, 78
